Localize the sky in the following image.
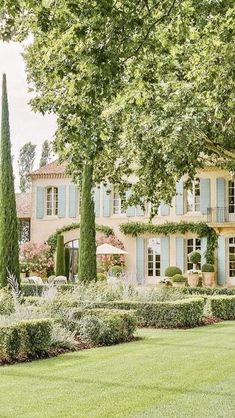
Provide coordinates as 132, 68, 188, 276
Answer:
0, 41, 57, 190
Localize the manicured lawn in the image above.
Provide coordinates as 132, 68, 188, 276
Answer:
0, 323, 235, 418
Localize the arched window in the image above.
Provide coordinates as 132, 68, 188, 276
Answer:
46, 187, 58, 216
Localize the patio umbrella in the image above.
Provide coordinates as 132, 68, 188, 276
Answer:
96, 243, 128, 255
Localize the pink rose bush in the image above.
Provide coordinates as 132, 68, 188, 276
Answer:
96, 235, 126, 272
20, 241, 54, 277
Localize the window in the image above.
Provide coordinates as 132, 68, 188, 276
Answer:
228, 181, 235, 214
229, 237, 235, 278
186, 178, 200, 212
147, 238, 161, 277
187, 238, 201, 270
46, 187, 58, 216
113, 188, 126, 215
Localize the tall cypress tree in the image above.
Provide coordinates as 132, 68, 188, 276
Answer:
79, 163, 97, 282
0, 74, 20, 287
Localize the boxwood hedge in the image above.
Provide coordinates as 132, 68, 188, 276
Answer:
0, 319, 53, 360
209, 295, 235, 320
92, 298, 204, 328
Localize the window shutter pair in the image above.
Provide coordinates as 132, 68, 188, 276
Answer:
36, 185, 68, 219
136, 237, 170, 283
175, 179, 211, 215
103, 185, 145, 217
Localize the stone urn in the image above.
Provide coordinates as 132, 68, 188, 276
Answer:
187, 272, 200, 287
203, 272, 215, 288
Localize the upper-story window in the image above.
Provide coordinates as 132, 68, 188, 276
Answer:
46, 187, 58, 216
228, 181, 235, 214
186, 178, 200, 212
113, 188, 126, 215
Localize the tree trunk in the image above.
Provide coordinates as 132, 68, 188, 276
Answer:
0, 74, 20, 287
79, 162, 97, 282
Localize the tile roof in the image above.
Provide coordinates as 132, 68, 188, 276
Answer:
31, 160, 67, 177
16, 193, 31, 218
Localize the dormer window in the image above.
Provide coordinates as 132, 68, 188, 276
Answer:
46, 187, 58, 216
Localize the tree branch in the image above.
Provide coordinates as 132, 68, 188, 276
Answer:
198, 130, 235, 162
123, 0, 180, 62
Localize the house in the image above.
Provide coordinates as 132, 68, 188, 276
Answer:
16, 161, 235, 286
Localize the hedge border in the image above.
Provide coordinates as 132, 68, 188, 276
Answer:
91, 298, 204, 328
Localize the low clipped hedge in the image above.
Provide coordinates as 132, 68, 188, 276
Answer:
0, 319, 53, 360
21, 283, 79, 297
209, 295, 235, 320
92, 298, 204, 328
78, 309, 137, 345
183, 287, 235, 296
20, 284, 46, 297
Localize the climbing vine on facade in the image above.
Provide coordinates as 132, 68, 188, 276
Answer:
47, 223, 114, 253
120, 221, 218, 264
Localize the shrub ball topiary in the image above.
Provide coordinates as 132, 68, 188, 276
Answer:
171, 274, 187, 283
188, 251, 201, 265
165, 266, 182, 277
202, 263, 215, 272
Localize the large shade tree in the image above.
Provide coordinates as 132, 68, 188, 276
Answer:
0, 0, 180, 280
0, 0, 234, 267
0, 74, 20, 287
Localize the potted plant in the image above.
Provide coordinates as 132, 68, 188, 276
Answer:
202, 263, 215, 287
171, 274, 187, 287
187, 251, 201, 287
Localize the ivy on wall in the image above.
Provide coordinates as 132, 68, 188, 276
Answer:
48, 223, 114, 253
120, 221, 218, 264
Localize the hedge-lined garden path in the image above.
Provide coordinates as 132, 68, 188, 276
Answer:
0, 323, 235, 418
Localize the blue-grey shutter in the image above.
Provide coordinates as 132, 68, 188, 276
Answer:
176, 237, 185, 273
200, 179, 210, 215
36, 186, 44, 219
69, 184, 77, 218
201, 237, 207, 265
136, 238, 145, 284
58, 185, 66, 218
175, 180, 184, 215
136, 205, 144, 216
160, 203, 170, 216
94, 187, 100, 218
126, 190, 135, 217
216, 178, 225, 222
103, 184, 111, 217
160, 237, 170, 276
217, 235, 226, 285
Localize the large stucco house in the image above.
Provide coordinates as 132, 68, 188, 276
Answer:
16, 161, 235, 286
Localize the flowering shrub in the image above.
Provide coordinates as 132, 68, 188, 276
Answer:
20, 242, 54, 277
96, 235, 126, 272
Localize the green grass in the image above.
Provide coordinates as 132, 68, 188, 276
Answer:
0, 323, 235, 418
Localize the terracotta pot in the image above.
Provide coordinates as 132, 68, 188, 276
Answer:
203, 272, 215, 288
188, 273, 199, 287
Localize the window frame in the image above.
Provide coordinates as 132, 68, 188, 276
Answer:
228, 237, 235, 278
186, 178, 201, 213
45, 186, 58, 217
112, 187, 126, 216
147, 238, 161, 278
186, 237, 201, 270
